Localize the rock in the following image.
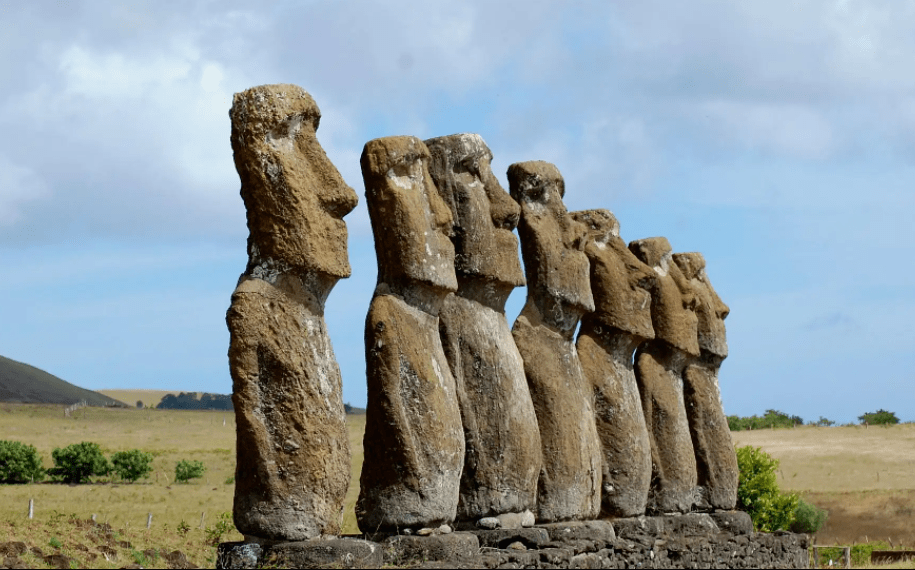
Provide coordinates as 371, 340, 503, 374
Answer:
381, 532, 481, 566
217, 538, 382, 569
537, 520, 616, 545
508, 161, 601, 523
474, 527, 551, 549
674, 252, 739, 510
572, 209, 655, 518
477, 517, 500, 529
708, 510, 753, 534
507, 541, 527, 550
426, 133, 542, 523
496, 509, 536, 529
629, 237, 699, 514
357, 136, 464, 532
216, 542, 262, 569
227, 84, 357, 541
417, 528, 435, 536
437, 524, 453, 534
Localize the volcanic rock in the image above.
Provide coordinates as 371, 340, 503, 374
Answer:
425, 133, 541, 522
227, 84, 357, 540
508, 161, 601, 522
572, 209, 655, 517
629, 237, 699, 514
357, 136, 464, 532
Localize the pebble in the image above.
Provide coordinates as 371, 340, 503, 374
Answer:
476, 517, 500, 530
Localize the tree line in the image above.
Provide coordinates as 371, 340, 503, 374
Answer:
728, 409, 901, 431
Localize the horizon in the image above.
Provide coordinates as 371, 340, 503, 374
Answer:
1, 1, 913, 426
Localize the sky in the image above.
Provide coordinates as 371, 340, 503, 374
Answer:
1, 0, 913, 424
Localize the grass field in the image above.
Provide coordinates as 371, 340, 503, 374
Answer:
1, 397, 913, 566
732, 423, 915, 546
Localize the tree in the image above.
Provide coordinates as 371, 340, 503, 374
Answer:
47, 442, 111, 484
175, 459, 205, 483
136, 400, 143, 409
0, 440, 45, 483
811, 416, 835, 427
858, 409, 899, 426
111, 450, 153, 483
736, 445, 799, 532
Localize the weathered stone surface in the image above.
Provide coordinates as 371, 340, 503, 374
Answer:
674, 252, 739, 510
537, 520, 616, 545
709, 510, 754, 534
508, 161, 601, 523
227, 84, 357, 541
357, 136, 464, 533
425, 133, 541, 522
572, 209, 655, 518
381, 532, 481, 566
472, 527, 550, 549
629, 237, 699, 514
217, 539, 381, 569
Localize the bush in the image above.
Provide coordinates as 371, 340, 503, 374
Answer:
735, 445, 798, 532
810, 416, 835, 427
48, 442, 111, 484
728, 409, 804, 431
111, 449, 153, 483
789, 498, 827, 533
858, 409, 899, 426
174, 459, 205, 483
0, 440, 45, 483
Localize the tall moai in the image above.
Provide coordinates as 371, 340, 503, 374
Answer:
226, 84, 357, 540
508, 161, 602, 523
628, 237, 700, 514
356, 136, 465, 533
571, 209, 656, 517
673, 252, 738, 510
425, 133, 542, 524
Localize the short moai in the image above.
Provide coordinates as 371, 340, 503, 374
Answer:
628, 237, 700, 514
356, 136, 465, 533
226, 84, 357, 540
508, 161, 602, 523
571, 209, 656, 517
425, 133, 541, 525
673, 252, 738, 510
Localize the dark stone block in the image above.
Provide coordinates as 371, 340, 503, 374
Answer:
537, 520, 616, 545
381, 532, 480, 566
472, 528, 550, 549
217, 538, 381, 569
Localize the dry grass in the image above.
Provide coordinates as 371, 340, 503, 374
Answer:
732, 423, 915, 549
98, 389, 198, 409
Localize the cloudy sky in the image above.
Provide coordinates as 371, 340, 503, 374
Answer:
1, 1, 912, 423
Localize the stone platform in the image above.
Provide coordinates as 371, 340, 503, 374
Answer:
217, 512, 809, 568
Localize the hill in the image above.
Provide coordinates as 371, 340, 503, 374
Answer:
0, 354, 125, 407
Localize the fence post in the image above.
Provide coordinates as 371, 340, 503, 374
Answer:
843, 546, 851, 568
28, 498, 33, 519
200, 511, 206, 529
147, 513, 152, 529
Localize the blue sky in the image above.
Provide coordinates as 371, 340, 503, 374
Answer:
1, 1, 912, 423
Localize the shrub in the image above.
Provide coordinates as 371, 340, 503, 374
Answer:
789, 498, 827, 533
111, 449, 153, 483
735, 445, 798, 532
810, 416, 835, 427
728, 410, 804, 431
205, 512, 236, 546
47, 442, 110, 484
174, 459, 205, 483
858, 409, 899, 426
0, 440, 45, 483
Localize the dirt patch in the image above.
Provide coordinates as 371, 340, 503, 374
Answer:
804, 490, 915, 546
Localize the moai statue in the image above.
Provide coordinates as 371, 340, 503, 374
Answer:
673, 252, 738, 510
509, 161, 602, 523
571, 209, 656, 517
356, 136, 465, 533
628, 237, 700, 513
425, 134, 541, 526
226, 84, 357, 541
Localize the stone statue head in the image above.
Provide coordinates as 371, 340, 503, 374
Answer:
508, 161, 594, 330
571, 209, 655, 341
672, 252, 729, 358
424, 133, 525, 305
361, 136, 457, 294
628, 237, 700, 356
230, 84, 358, 283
